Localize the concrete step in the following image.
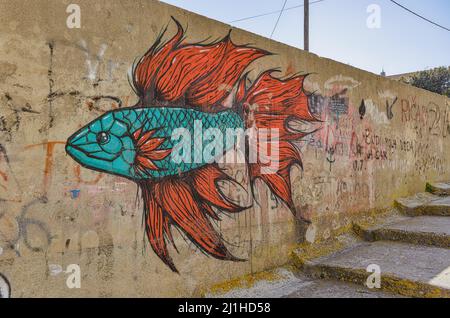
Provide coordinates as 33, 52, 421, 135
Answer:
354, 215, 450, 248
426, 182, 450, 196
300, 241, 450, 298
395, 192, 450, 216
207, 268, 402, 298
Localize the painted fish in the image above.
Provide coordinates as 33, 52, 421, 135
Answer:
66, 18, 318, 272
66, 108, 243, 179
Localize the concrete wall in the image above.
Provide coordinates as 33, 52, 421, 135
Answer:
0, 0, 448, 297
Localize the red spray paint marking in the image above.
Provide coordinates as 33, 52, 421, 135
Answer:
74, 165, 103, 185
24, 141, 65, 192
24, 141, 103, 193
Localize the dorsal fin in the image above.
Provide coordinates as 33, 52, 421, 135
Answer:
132, 17, 270, 112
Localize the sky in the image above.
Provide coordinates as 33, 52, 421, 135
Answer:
160, 0, 450, 75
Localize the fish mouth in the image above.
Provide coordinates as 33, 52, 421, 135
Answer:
65, 144, 89, 166
66, 143, 116, 175
66, 143, 135, 179
65, 144, 107, 165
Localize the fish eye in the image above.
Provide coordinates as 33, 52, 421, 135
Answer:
96, 132, 110, 145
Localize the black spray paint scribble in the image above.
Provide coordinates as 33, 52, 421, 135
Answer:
0, 95, 20, 141
386, 97, 398, 120
47, 90, 123, 112
307, 90, 349, 118
45, 54, 124, 110
359, 99, 366, 120
0, 143, 9, 164
43, 41, 123, 132
0, 273, 11, 298
326, 146, 336, 171
47, 42, 55, 128
1, 92, 41, 141
0, 143, 23, 201
4, 93, 40, 115
0, 197, 52, 255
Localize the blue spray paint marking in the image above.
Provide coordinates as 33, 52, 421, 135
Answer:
70, 189, 81, 199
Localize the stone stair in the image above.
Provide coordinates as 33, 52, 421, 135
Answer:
354, 215, 450, 248
294, 181, 450, 298
395, 192, 450, 216
426, 182, 450, 196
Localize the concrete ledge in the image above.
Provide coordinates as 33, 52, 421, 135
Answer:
395, 193, 450, 216
296, 241, 450, 298
426, 182, 450, 196
302, 262, 449, 298
205, 267, 401, 298
353, 216, 450, 248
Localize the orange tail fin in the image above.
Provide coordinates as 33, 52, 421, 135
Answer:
236, 71, 319, 216
139, 165, 246, 272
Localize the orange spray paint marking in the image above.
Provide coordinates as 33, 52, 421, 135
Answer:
0, 170, 7, 181
0, 148, 8, 188
74, 165, 103, 185
0, 171, 7, 190
25, 141, 65, 193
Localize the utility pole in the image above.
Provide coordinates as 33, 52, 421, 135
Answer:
304, 0, 309, 51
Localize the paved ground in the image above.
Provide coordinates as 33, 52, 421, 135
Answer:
208, 268, 401, 298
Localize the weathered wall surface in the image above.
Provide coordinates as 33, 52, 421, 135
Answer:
0, 0, 448, 297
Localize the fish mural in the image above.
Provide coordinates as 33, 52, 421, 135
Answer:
66, 18, 319, 272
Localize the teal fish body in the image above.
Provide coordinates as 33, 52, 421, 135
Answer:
66, 107, 244, 180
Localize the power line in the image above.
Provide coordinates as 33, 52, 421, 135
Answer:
229, 0, 325, 24
304, 0, 309, 51
390, 0, 449, 32
270, 0, 288, 38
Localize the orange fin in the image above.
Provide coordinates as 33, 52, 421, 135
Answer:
132, 17, 269, 111
141, 185, 178, 272
238, 71, 320, 218
133, 128, 172, 173
139, 164, 247, 272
